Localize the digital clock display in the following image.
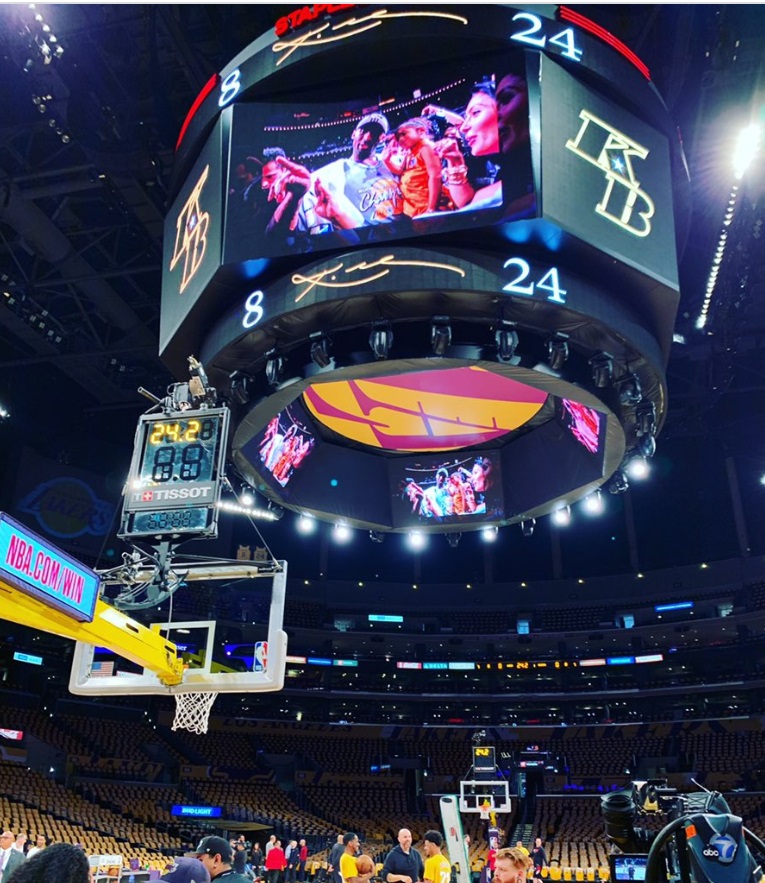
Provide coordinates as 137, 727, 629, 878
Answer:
119, 406, 230, 539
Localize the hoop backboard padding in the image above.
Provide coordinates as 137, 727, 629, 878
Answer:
459, 779, 511, 814
69, 561, 288, 697
173, 691, 218, 734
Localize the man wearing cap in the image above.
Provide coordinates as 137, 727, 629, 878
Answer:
296, 112, 404, 235
162, 858, 211, 883
192, 836, 251, 883
422, 832, 451, 883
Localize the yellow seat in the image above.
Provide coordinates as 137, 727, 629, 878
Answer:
575, 870, 584, 882
563, 870, 572, 881
549, 867, 562, 881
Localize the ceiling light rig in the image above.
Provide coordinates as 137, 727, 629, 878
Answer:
22, 5, 64, 71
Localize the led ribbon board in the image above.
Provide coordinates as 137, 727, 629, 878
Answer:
0, 512, 99, 622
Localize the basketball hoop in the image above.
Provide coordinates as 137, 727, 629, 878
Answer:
479, 806, 490, 821
172, 691, 218, 734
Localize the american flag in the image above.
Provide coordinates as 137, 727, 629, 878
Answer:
90, 661, 115, 677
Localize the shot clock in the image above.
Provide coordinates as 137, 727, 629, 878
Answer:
119, 406, 230, 539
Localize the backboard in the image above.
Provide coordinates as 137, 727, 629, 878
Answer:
459, 778, 512, 814
69, 562, 287, 696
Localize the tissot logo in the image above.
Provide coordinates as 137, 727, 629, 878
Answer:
565, 110, 655, 237
133, 487, 213, 503
169, 164, 211, 294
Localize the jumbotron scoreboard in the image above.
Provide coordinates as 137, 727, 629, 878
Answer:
159, 4, 689, 535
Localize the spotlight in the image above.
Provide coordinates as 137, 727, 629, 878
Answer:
446, 532, 462, 549
369, 530, 385, 544
430, 316, 452, 356
495, 321, 518, 362
589, 352, 614, 388
638, 434, 656, 459
616, 373, 642, 405
521, 518, 535, 537
635, 400, 656, 437
481, 526, 498, 543
229, 371, 251, 405
297, 514, 317, 535
267, 501, 284, 520
551, 506, 571, 527
240, 487, 255, 507
582, 490, 605, 516
626, 456, 650, 480
608, 470, 629, 494
407, 530, 427, 551
265, 351, 285, 388
333, 523, 352, 543
310, 332, 332, 368
546, 333, 569, 371
369, 324, 393, 360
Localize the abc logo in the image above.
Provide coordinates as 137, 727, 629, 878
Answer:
704, 834, 737, 864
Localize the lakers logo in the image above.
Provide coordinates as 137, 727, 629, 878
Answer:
169, 164, 211, 294
566, 110, 655, 237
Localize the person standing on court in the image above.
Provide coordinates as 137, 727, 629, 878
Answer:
381, 829, 423, 883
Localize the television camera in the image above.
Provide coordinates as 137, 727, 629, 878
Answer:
601, 779, 765, 882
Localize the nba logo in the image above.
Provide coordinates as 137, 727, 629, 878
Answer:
254, 641, 268, 672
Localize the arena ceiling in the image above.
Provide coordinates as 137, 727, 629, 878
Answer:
1, 4, 765, 587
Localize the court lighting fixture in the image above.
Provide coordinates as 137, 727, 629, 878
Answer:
626, 455, 650, 480
481, 526, 499, 543
369, 530, 385, 543
446, 532, 462, 548
369, 323, 393, 360
551, 505, 571, 527
616, 373, 642, 405
608, 470, 629, 494
545, 333, 569, 371
430, 316, 452, 356
333, 523, 352, 543
297, 514, 317, 535
265, 351, 285, 387
520, 518, 535, 537
589, 352, 614, 388
407, 530, 427, 551
638, 435, 656, 459
495, 321, 519, 362
582, 490, 605, 516
229, 371, 251, 405
310, 332, 332, 368
635, 400, 656, 437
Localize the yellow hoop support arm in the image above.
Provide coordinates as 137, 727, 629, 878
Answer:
0, 578, 185, 686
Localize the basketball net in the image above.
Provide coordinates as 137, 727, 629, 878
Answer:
479, 799, 492, 821
172, 691, 218, 734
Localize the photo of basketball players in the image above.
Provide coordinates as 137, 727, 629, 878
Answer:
258, 406, 317, 488
396, 455, 501, 525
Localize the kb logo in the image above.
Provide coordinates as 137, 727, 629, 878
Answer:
703, 833, 737, 864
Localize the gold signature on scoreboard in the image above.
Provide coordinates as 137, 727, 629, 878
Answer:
273, 9, 468, 66
291, 254, 466, 303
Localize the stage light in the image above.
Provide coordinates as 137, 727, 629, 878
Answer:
546, 333, 569, 371
229, 371, 251, 405
521, 518, 535, 537
608, 470, 629, 494
733, 123, 761, 180
0, 403, 9, 420
369, 324, 393, 360
616, 373, 642, 405
267, 501, 285, 520
626, 456, 650, 480
495, 321, 518, 362
369, 530, 385, 543
551, 506, 571, 527
638, 434, 656, 459
589, 352, 614, 388
582, 490, 605, 516
481, 526, 498, 543
240, 487, 255, 507
446, 532, 462, 548
430, 316, 452, 356
310, 332, 332, 368
265, 351, 285, 387
407, 530, 427, 551
333, 523, 352, 543
635, 400, 656, 436
297, 514, 317, 535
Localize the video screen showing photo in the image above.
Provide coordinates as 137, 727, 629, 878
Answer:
558, 398, 604, 455
611, 855, 647, 882
255, 402, 318, 489
224, 51, 534, 261
391, 453, 503, 528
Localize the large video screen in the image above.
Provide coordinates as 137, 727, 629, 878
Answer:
223, 51, 534, 261
558, 398, 604, 455
251, 400, 319, 490
391, 452, 503, 528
